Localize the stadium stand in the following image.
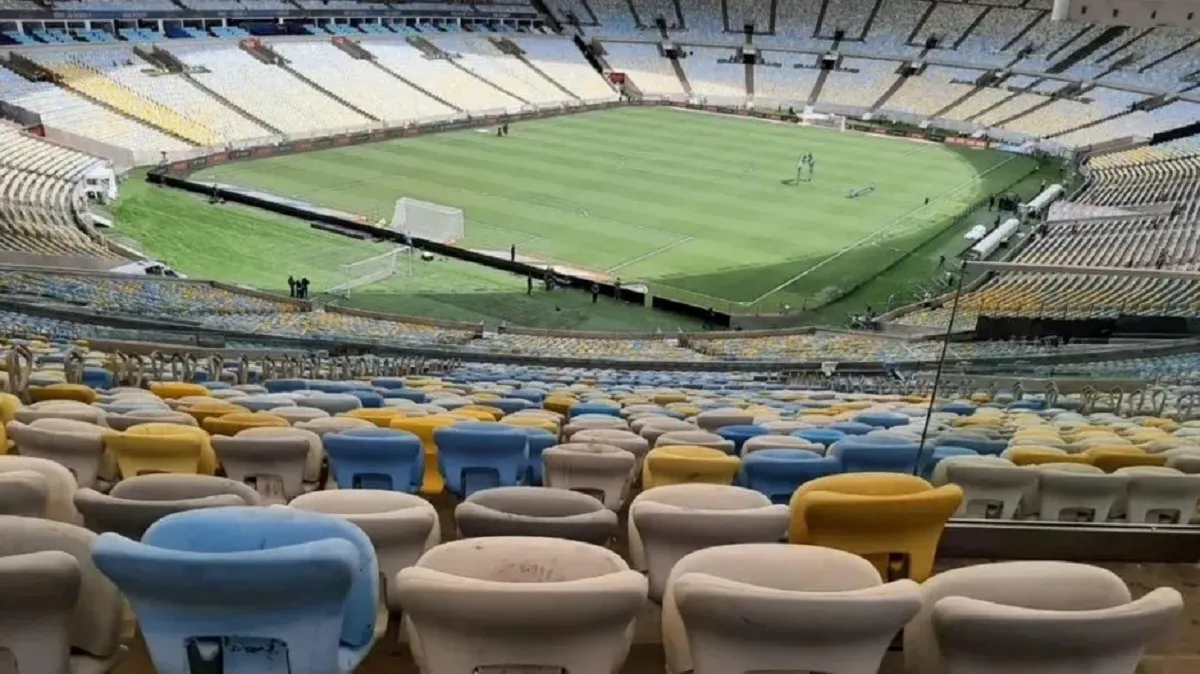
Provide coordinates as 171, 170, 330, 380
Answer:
2, 0, 1200, 653
165, 44, 373, 136
0, 64, 191, 163
0, 125, 116, 258
271, 41, 457, 125
432, 35, 580, 106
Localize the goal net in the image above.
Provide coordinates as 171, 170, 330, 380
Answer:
329, 247, 411, 298
800, 110, 846, 132
390, 197, 465, 245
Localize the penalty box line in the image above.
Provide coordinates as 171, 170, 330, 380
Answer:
605, 236, 695, 274
745, 154, 1020, 307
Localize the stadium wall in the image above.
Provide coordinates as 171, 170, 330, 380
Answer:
11, 288, 1200, 373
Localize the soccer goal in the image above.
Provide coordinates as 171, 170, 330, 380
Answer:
800, 110, 847, 132
390, 197, 465, 245
328, 247, 412, 298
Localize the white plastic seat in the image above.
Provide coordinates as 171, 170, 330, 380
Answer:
1037, 465, 1128, 522
0, 515, 126, 674
6, 419, 109, 488
0, 469, 49, 517
393, 536, 646, 674
906, 561, 1182, 674
1113, 466, 1200, 524
629, 484, 789, 602
455, 486, 618, 545
935, 456, 1036, 519
665, 544, 921, 674
211, 432, 310, 503
0, 455, 80, 523
289, 489, 439, 605
542, 442, 637, 510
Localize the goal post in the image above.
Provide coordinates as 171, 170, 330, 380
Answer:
328, 247, 412, 298
390, 197, 465, 245
800, 109, 846, 132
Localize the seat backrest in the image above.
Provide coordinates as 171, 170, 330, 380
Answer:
904, 560, 1132, 674
799, 486, 963, 582
0, 456, 79, 523
109, 473, 262, 504
0, 515, 122, 659
0, 470, 49, 517
143, 506, 378, 648
0, 550, 81, 674
931, 588, 1182, 673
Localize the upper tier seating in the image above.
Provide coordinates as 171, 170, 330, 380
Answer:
28, 51, 222, 147
272, 41, 457, 125
367, 40, 526, 112
432, 35, 578, 106
0, 66, 191, 160
76, 47, 273, 144
167, 44, 373, 136
513, 38, 620, 102
601, 42, 687, 97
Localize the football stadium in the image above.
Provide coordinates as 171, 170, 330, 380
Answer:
1, 0, 1200, 671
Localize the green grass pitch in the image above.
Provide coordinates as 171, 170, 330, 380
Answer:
113, 106, 1049, 330
185, 107, 1037, 313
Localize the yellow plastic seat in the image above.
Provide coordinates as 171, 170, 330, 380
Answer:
456, 404, 503, 421
666, 403, 701, 418
788, 473, 962, 582
0, 393, 19, 425
390, 415, 458, 495
445, 407, 494, 423
182, 401, 250, 425
150, 382, 211, 400
642, 445, 740, 488
122, 423, 218, 475
468, 392, 500, 403
1087, 447, 1168, 473
106, 426, 206, 477
1006, 448, 1091, 467
653, 393, 688, 405
543, 397, 576, 415
202, 412, 289, 437
341, 408, 407, 428
501, 416, 559, 436
28, 383, 97, 404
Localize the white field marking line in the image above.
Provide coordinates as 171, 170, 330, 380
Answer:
746, 154, 1019, 307
605, 235, 695, 273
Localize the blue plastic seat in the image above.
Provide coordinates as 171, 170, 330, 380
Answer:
829, 437, 921, 474
568, 402, 621, 418
715, 424, 768, 454
506, 389, 545, 404
490, 398, 533, 415
794, 427, 845, 448
853, 411, 911, 429
518, 427, 559, 485
382, 389, 427, 403
308, 381, 354, 394
433, 423, 528, 497
740, 449, 841, 503
830, 421, 873, 436
323, 428, 424, 492
937, 401, 976, 416
348, 391, 383, 409
91, 507, 378, 674
265, 378, 308, 393
919, 446, 979, 480
82, 367, 113, 389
